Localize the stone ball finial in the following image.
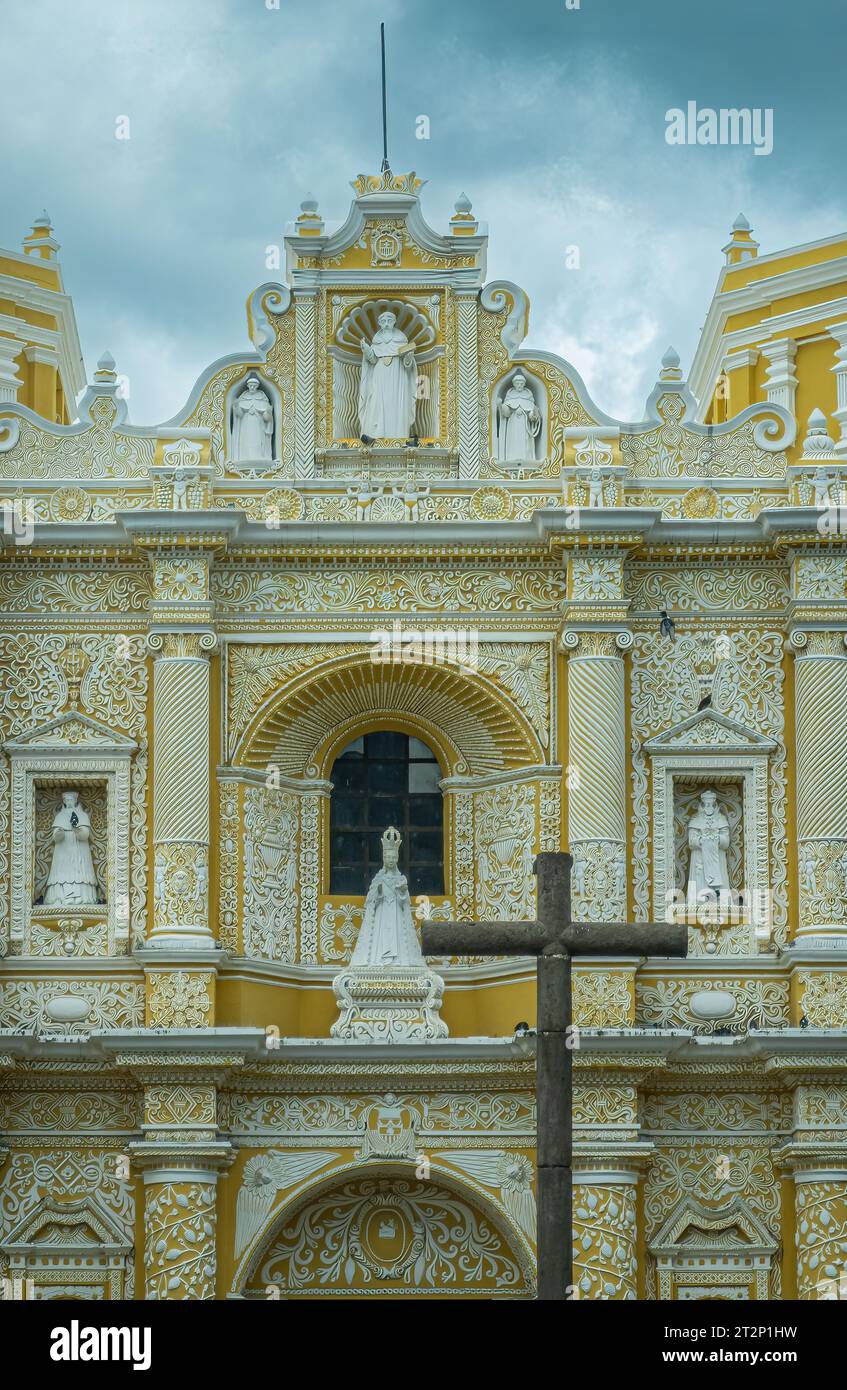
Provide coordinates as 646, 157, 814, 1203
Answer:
300, 194, 319, 215
454, 192, 473, 215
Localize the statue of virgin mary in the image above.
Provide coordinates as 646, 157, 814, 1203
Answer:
350, 826, 424, 968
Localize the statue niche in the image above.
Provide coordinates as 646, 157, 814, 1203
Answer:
672, 783, 744, 929
491, 369, 546, 469
227, 373, 280, 467
330, 298, 441, 443
35, 788, 106, 907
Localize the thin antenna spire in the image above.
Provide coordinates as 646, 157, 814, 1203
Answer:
380, 22, 390, 173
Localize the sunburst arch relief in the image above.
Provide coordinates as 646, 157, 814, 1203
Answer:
233, 648, 545, 778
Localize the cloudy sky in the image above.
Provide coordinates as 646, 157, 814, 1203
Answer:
2, 0, 843, 423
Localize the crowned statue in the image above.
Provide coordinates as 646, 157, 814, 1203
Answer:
232, 375, 274, 462
497, 372, 541, 462
350, 826, 424, 967
358, 311, 418, 442
686, 788, 731, 910
43, 791, 100, 907
331, 826, 447, 1040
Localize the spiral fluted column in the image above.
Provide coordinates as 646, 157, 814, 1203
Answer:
561, 627, 632, 922
790, 627, 847, 939
148, 630, 216, 949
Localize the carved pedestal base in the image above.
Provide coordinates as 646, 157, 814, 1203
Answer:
330, 966, 448, 1042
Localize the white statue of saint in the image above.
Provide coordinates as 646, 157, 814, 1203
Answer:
350, 826, 424, 968
358, 311, 417, 441
232, 376, 274, 462
686, 789, 731, 910
497, 373, 541, 462
43, 791, 100, 907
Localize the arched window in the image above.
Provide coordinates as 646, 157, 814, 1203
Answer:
329, 731, 444, 896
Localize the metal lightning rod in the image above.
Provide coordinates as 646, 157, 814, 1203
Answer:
380, 22, 390, 172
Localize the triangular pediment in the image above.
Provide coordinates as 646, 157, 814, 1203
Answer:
650, 1196, 777, 1256
643, 708, 776, 756
1, 1196, 132, 1255
3, 710, 137, 754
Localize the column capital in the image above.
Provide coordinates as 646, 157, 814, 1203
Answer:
788, 623, 847, 655
129, 1141, 235, 1179
574, 1141, 655, 1181
560, 625, 633, 657
146, 627, 219, 657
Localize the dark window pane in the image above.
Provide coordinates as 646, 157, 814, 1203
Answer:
409, 795, 441, 827
332, 866, 367, 895
368, 829, 386, 864
370, 795, 405, 827
369, 760, 405, 792
333, 795, 364, 829
366, 731, 407, 758
331, 831, 365, 865
410, 830, 441, 862
332, 759, 366, 792
329, 732, 443, 895
414, 864, 443, 894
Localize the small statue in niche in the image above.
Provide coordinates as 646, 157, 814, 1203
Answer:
497, 372, 541, 462
686, 788, 731, 912
232, 376, 274, 462
43, 791, 100, 907
358, 311, 418, 442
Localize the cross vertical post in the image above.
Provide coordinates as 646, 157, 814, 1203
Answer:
422, 851, 687, 1301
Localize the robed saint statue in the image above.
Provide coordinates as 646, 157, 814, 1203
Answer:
358, 311, 418, 442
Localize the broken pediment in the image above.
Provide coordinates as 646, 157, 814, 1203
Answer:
1, 1196, 132, 1258
642, 707, 777, 757
649, 1195, 778, 1259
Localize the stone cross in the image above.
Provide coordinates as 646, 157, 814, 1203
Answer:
422, 851, 687, 1301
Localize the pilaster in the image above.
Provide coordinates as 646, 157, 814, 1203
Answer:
788, 599, 847, 942
827, 320, 847, 457
560, 553, 632, 923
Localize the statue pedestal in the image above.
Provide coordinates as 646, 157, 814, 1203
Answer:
331, 965, 448, 1042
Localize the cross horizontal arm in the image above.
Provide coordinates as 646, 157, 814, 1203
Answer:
421, 921, 546, 957
565, 921, 688, 957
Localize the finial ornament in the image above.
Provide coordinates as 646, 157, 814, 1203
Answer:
659, 346, 683, 382
723, 214, 759, 265
94, 351, 117, 383
803, 407, 838, 459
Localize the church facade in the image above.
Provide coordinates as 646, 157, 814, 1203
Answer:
1, 172, 846, 1300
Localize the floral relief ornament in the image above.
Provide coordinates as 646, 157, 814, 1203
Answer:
148, 971, 212, 1028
